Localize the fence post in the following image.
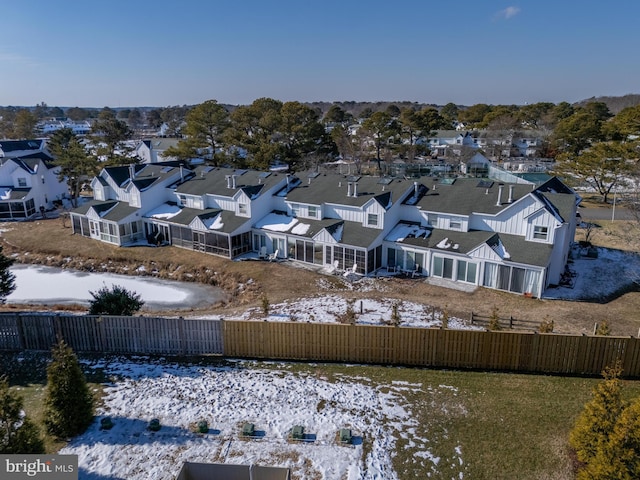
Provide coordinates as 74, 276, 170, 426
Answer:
15, 314, 26, 350
178, 316, 186, 355
470, 312, 474, 324
360, 301, 363, 314
54, 314, 63, 344
510, 316, 513, 329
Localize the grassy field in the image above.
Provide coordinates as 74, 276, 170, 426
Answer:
3, 351, 640, 479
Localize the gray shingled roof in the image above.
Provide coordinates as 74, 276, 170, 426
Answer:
103, 162, 185, 190
151, 206, 250, 235
393, 224, 553, 267
100, 202, 139, 222
284, 172, 414, 209
0, 139, 43, 152
253, 211, 381, 249
340, 220, 385, 248
176, 167, 285, 198
0, 188, 30, 200
70, 200, 137, 222
71, 199, 116, 215
413, 177, 576, 220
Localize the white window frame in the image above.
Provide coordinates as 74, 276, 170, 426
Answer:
367, 213, 378, 227
533, 225, 548, 241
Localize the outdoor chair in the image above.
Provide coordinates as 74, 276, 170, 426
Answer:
411, 264, 421, 278
267, 249, 279, 262
258, 246, 267, 260
331, 260, 341, 275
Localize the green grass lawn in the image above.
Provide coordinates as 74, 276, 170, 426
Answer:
3, 352, 640, 479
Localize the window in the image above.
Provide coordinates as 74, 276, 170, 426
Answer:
177, 194, 187, 206
428, 214, 438, 227
17, 177, 27, 187
308, 205, 318, 218
456, 260, 477, 283
291, 204, 300, 217
450, 220, 462, 230
533, 225, 548, 240
483, 261, 541, 297
367, 213, 378, 226
433, 256, 454, 279
238, 203, 247, 214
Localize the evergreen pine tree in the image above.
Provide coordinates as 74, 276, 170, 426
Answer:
0, 376, 45, 454
43, 341, 94, 439
0, 245, 16, 302
569, 363, 626, 467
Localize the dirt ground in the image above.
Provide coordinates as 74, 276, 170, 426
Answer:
1, 216, 639, 336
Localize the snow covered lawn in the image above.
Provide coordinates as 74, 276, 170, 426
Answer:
61, 359, 461, 479
233, 294, 480, 330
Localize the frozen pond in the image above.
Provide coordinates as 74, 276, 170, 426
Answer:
5, 264, 226, 311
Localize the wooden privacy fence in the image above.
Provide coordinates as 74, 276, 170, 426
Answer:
223, 321, 640, 377
1, 313, 639, 377
0, 313, 224, 356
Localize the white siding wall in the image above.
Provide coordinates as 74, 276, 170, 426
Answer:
470, 195, 544, 236
398, 204, 425, 224
138, 183, 179, 210
11, 168, 32, 188
325, 204, 361, 222
249, 179, 288, 222
547, 223, 570, 284
205, 195, 236, 211
0, 162, 16, 185
314, 229, 338, 244
235, 191, 251, 217
469, 243, 503, 263
30, 163, 68, 208
363, 201, 386, 229
524, 209, 557, 244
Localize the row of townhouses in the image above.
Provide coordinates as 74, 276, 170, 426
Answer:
135, 129, 546, 168
69, 162, 580, 298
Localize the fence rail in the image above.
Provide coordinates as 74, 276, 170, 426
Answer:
1, 313, 639, 377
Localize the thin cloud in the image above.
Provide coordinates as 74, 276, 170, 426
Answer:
494, 6, 521, 20
0, 50, 40, 68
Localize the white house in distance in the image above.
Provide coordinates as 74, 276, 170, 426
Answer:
69, 163, 580, 298
0, 140, 69, 219
135, 138, 181, 164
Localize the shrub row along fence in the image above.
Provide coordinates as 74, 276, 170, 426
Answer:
1, 313, 639, 377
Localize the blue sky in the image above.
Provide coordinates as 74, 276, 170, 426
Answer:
1, 0, 639, 108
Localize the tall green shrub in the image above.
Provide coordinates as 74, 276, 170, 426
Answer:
0, 376, 44, 453
88, 284, 144, 316
43, 341, 94, 439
